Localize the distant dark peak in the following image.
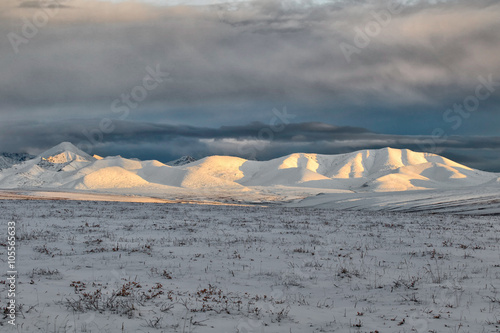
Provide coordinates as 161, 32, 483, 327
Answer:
166, 156, 197, 166
0, 152, 36, 170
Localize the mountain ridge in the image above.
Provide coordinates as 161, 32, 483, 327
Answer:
0, 152, 35, 170
0, 143, 497, 195
166, 155, 197, 166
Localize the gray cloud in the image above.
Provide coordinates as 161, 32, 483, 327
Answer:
1, 0, 499, 110
2, 118, 500, 171
1, 0, 499, 170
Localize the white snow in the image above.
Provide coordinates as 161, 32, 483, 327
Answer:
0, 153, 34, 170
39, 142, 95, 163
1, 199, 499, 332
1, 142, 499, 331
0, 143, 498, 213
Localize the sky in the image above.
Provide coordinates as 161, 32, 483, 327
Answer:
0, 0, 499, 171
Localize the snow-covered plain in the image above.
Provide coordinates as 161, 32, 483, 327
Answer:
1, 198, 500, 332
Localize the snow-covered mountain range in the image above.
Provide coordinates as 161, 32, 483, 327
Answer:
0, 142, 497, 194
0, 152, 35, 170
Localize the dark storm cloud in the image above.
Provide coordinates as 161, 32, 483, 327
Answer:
0, 0, 499, 112
2, 118, 500, 171
0, 119, 371, 151
0, 0, 499, 170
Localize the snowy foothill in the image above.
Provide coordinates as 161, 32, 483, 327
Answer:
0, 142, 499, 213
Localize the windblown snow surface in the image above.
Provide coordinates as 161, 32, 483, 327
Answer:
0, 142, 499, 213
1, 199, 500, 332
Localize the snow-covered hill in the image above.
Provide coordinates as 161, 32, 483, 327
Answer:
0, 143, 497, 196
39, 142, 95, 164
0, 152, 35, 170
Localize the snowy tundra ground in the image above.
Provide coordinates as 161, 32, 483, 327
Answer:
1, 198, 500, 333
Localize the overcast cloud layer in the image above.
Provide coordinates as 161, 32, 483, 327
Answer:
0, 0, 499, 170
